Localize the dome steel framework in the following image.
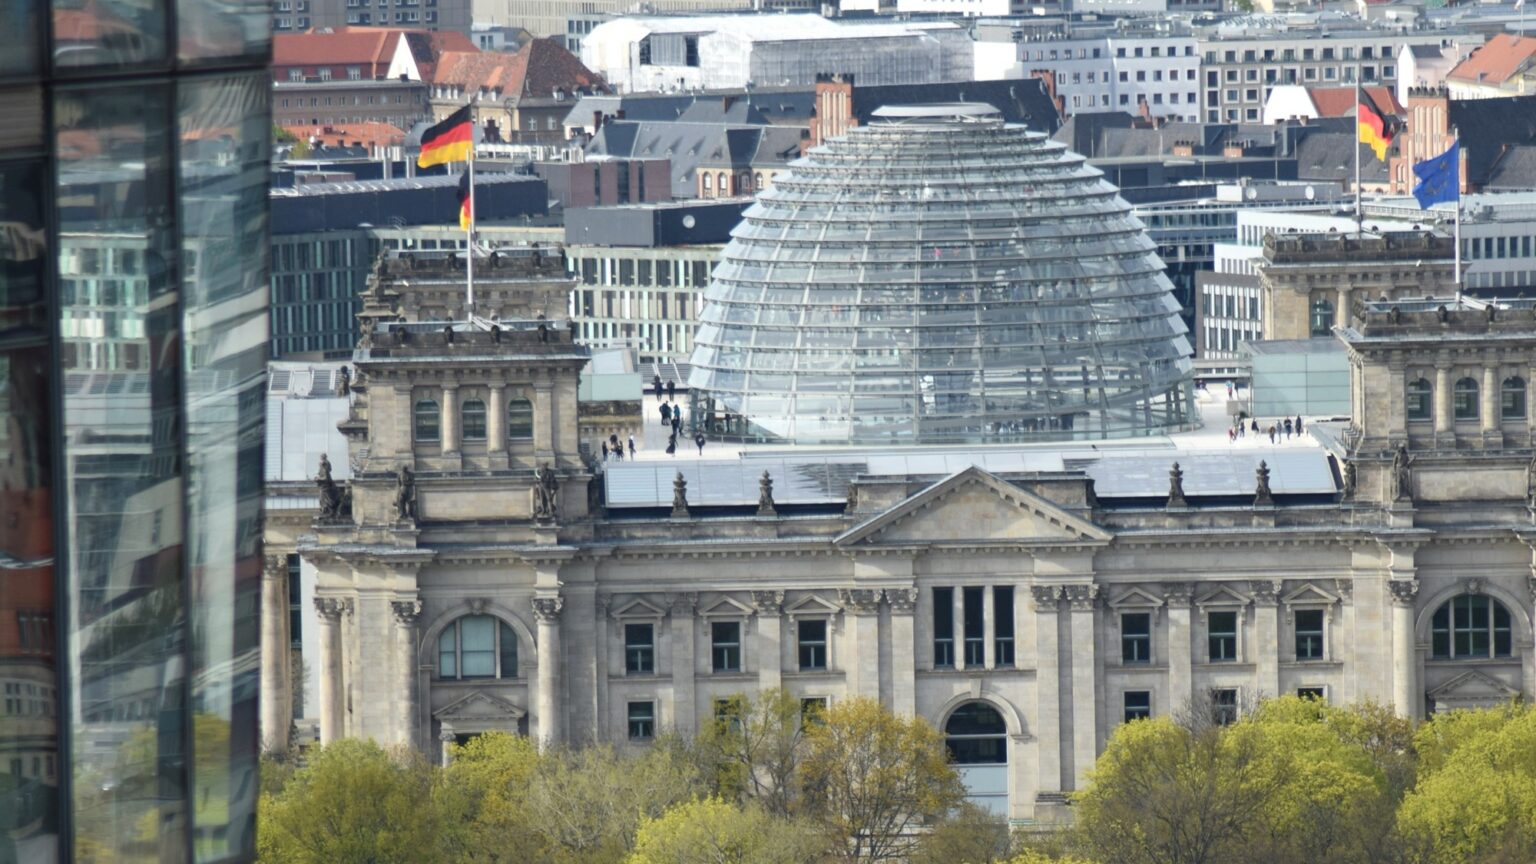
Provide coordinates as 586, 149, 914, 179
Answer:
686, 103, 1195, 445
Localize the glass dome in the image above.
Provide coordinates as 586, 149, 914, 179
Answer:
686, 103, 1195, 445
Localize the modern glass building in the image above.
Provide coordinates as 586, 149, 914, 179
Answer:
1, 0, 270, 860
687, 104, 1195, 445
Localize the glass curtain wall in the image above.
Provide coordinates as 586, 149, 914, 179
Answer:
0, 0, 269, 858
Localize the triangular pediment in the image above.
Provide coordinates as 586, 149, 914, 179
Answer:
1282, 582, 1340, 607
786, 594, 842, 618
1428, 670, 1520, 708
1108, 586, 1166, 609
699, 595, 754, 619
1196, 584, 1252, 607
611, 597, 667, 619
434, 690, 526, 722
835, 467, 1111, 547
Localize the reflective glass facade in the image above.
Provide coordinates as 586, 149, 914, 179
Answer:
688, 104, 1194, 445
0, 0, 269, 859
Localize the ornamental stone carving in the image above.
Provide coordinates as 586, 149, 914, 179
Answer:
669, 592, 699, 616
1465, 578, 1484, 595
1167, 462, 1187, 508
467, 597, 489, 615
1388, 579, 1420, 606
1063, 584, 1099, 611
1249, 580, 1282, 606
531, 596, 564, 622
886, 587, 919, 613
314, 597, 351, 620
263, 555, 286, 579
757, 471, 776, 517
391, 599, 422, 625
1030, 585, 1062, 610
750, 590, 785, 614
1391, 443, 1413, 503
1163, 582, 1195, 607
1254, 460, 1274, 506
838, 588, 883, 614
671, 471, 690, 518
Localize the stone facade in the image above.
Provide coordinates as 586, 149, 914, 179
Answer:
263, 275, 1536, 825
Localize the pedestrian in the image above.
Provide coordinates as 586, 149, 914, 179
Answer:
653, 374, 663, 398
628, 435, 636, 458
667, 380, 675, 401
1238, 421, 1245, 438
1284, 418, 1293, 439
661, 402, 671, 426
695, 431, 706, 455
1250, 419, 1259, 434
1268, 425, 1276, 444
1228, 426, 1236, 444
1295, 415, 1303, 434
601, 441, 609, 461
672, 416, 681, 436
666, 434, 676, 456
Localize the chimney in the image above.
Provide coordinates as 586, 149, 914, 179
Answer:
592, 110, 603, 133
1223, 142, 1246, 158
616, 109, 626, 120
722, 95, 734, 112
1172, 140, 1195, 157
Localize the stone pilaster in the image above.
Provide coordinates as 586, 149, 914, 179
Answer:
1064, 584, 1098, 791
314, 597, 350, 744
982, 585, 996, 669
670, 593, 698, 737
391, 599, 422, 749
1031, 585, 1064, 800
533, 381, 555, 460
441, 383, 460, 457
751, 591, 784, 692
487, 383, 506, 456
1389, 579, 1420, 719
886, 588, 918, 716
839, 589, 883, 700
1251, 580, 1281, 699
1434, 362, 1452, 444
260, 555, 292, 755
1164, 582, 1194, 716
533, 595, 564, 748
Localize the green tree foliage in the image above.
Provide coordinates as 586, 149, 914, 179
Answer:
908, 803, 1012, 864
626, 797, 826, 864
696, 688, 810, 816
436, 732, 545, 863
800, 697, 965, 863
257, 739, 440, 864
1399, 703, 1536, 864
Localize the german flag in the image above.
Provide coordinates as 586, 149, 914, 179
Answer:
457, 171, 472, 230
1357, 91, 1396, 162
418, 105, 473, 169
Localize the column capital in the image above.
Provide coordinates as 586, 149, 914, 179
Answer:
1388, 579, 1420, 606
391, 599, 423, 626
886, 587, 919, 614
750, 590, 784, 615
1249, 579, 1282, 606
838, 588, 883, 614
669, 592, 698, 616
263, 554, 288, 579
1030, 584, 1062, 611
1163, 581, 1195, 607
532, 595, 564, 622
315, 597, 351, 621
1063, 584, 1099, 611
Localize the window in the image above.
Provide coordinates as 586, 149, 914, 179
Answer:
1407, 378, 1432, 421
1310, 297, 1334, 336
1431, 594, 1513, 659
945, 702, 1007, 764
1297, 687, 1325, 701
963, 586, 984, 666
1122, 612, 1151, 663
994, 587, 1015, 666
801, 697, 828, 725
627, 701, 655, 740
625, 622, 654, 674
1211, 688, 1239, 725
798, 619, 827, 670
711, 620, 741, 672
933, 587, 954, 667
461, 398, 486, 441
1123, 691, 1151, 722
1208, 611, 1238, 662
713, 697, 742, 731
415, 399, 441, 442
1454, 377, 1479, 421
1503, 377, 1526, 420
1295, 609, 1325, 660
508, 397, 533, 438
438, 616, 517, 679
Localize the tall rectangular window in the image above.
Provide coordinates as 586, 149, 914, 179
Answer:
711, 620, 741, 672
1208, 611, 1238, 661
288, 554, 304, 649
933, 587, 955, 667
1122, 612, 1152, 663
962, 586, 985, 666
798, 619, 827, 670
1123, 691, 1152, 722
1294, 609, 1324, 660
627, 701, 655, 740
625, 622, 654, 674
1211, 689, 1239, 725
994, 587, 1015, 666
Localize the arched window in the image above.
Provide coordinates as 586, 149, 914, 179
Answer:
415, 399, 441, 443
462, 398, 487, 441
1431, 594, 1513, 659
438, 616, 519, 679
1454, 377, 1479, 421
945, 702, 1008, 815
717, 172, 728, 195
701, 172, 712, 193
1309, 297, 1334, 337
754, 171, 764, 189
1406, 378, 1432, 421
508, 398, 534, 439
1502, 376, 1526, 420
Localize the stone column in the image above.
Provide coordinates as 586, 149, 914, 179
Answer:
1252, 580, 1281, 700
840, 589, 883, 700
952, 587, 967, 671
1030, 585, 1063, 800
1165, 583, 1194, 717
391, 599, 422, 749
1386, 356, 1408, 442
1434, 363, 1452, 442
887, 588, 918, 716
1389, 579, 1420, 720
314, 597, 349, 744
532, 595, 564, 749
751, 591, 784, 692
670, 593, 698, 737
534, 381, 555, 460
439, 727, 456, 765
487, 383, 507, 455
1335, 286, 1352, 329
1482, 363, 1499, 438
1064, 585, 1098, 791
982, 585, 996, 669
260, 556, 291, 755
441, 383, 461, 456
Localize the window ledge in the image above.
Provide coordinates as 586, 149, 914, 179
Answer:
1281, 659, 1343, 669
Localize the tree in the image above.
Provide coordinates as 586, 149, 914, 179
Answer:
257, 739, 440, 864
800, 697, 964, 863
437, 732, 546, 863
626, 797, 826, 864
1399, 704, 1536, 864
697, 688, 809, 816
909, 803, 1012, 864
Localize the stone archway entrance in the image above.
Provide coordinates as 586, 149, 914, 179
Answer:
432, 690, 528, 763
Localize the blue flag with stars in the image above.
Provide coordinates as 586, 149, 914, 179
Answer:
1412, 141, 1460, 209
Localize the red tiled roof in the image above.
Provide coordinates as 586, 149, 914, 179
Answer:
274, 29, 397, 69
53, 3, 137, 42
284, 121, 407, 150
434, 38, 607, 98
1448, 34, 1536, 86
1309, 85, 1403, 118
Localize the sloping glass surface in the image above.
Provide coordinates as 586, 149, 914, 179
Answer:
687, 104, 1194, 445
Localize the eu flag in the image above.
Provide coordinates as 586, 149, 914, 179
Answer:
1412, 141, 1460, 209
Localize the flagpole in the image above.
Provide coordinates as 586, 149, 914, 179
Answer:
1354, 63, 1363, 235
1453, 128, 1462, 289
467, 97, 476, 317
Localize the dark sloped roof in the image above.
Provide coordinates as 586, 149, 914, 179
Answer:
1295, 133, 1390, 183
851, 79, 1060, 133
588, 120, 798, 197
1450, 95, 1536, 187
1484, 145, 1536, 191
